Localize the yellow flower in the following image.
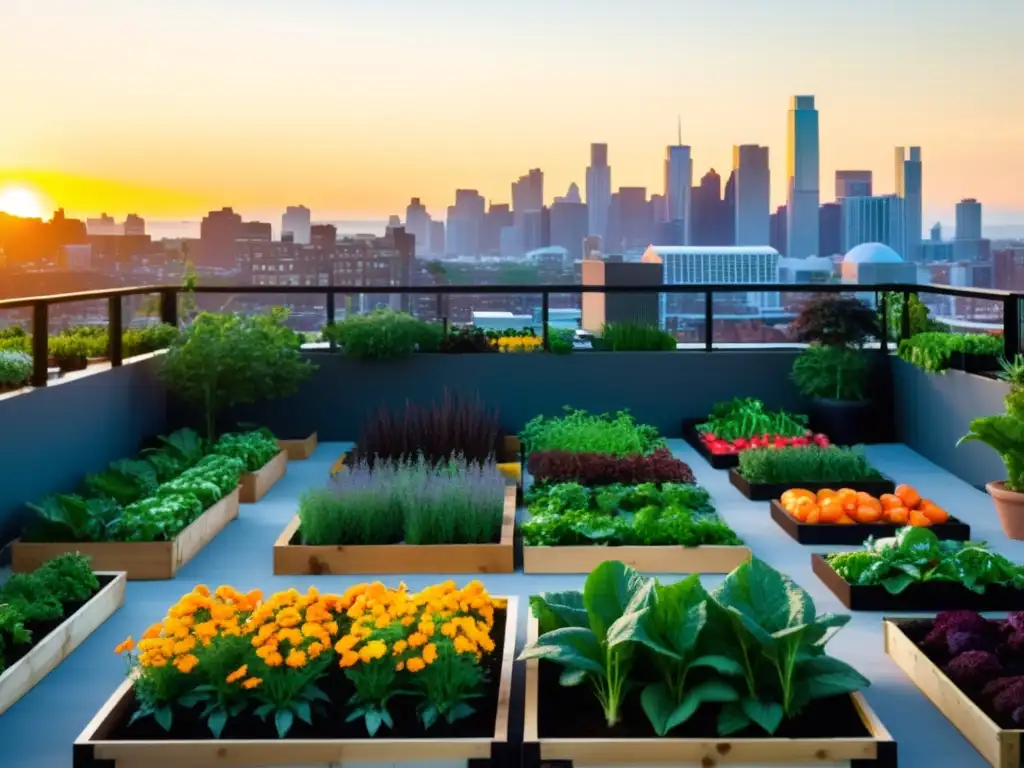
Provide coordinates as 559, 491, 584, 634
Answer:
114, 637, 134, 654
194, 585, 211, 597
277, 628, 303, 646
142, 623, 162, 640
308, 641, 324, 659
286, 650, 307, 668
359, 640, 387, 662
335, 635, 359, 654
441, 622, 456, 638
422, 643, 438, 665
406, 657, 425, 673
453, 635, 474, 654
339, 650, 359, 668
395, 661, 405, 671
323, 620, 339, 636
264, 652, 284, 668
400, 616, 415, 627
173, 637, 197, 655
408, 632, 427, 648
174, 654, 199, 673
242, 677, 262, 689
226, 665, 248, 684
418, 620, 435, 636
374, 615, 391, 629
276, 608, 302, 628
392, 639, 408, 655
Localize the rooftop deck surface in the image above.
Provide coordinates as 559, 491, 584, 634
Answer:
1, 439, 1019, 767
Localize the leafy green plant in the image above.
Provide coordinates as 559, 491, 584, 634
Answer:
882, 291, 945, 341
898, 332, 1003, 374
322, 309, 442, 360
697, 399, 808, 441
0, 350, 31, 388
48, 334, 90, 371
737, 445, 882, 484
143, 428, 205, 482
214, 428, 280, 472
790, 345, 869, 400
161, 309, 315, 441
0, 325, 30, 354
549, 329, 574, 355
24, 494, 122, 543
83, 459, 159, 506
521, 407, 664, 457
123, 323, 179, 357
791, 296, 877, 403
959, 359, 1024, 491
595, 322, 677, 351
0, 604, 32, 674
826, 526, 1024, 595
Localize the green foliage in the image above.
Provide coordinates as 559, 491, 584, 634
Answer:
83, 459, 159, 506
0, 603, 32, 674
826, 526, 1024, 595
883, 291, 945, 341
322, 309, 443, 360
595, 322, 677, 351
521, 482, 741, 548
48, 333, 91, 370
25, 494, 122, 543
549, 329, 574, 355
522, 558, 867, 736
898, 332, 1003, 374
521, 407, 664, 457
792, 296, 879, 348
791, 345, 869, 401
123, 323, 180, 358
959, 414, 1024, 492
31, 553, 101, 603
698, 398, 808, 441
214, 428, 280, 472
0, 350, 31, 387
144, 428, 205, 482
737, 445, 882, 484
0, 325, 30, 354
161, 309, 315, 441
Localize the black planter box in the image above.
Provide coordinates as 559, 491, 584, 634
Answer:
727, 468, 895, 502
771, 501, 971, 545
680, 419, 738, 470
812, 554, 1024, 611
809, 397, 879, 446
950, 351, 1000, 375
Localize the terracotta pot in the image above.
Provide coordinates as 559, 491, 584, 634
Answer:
986, 481, 1024, 539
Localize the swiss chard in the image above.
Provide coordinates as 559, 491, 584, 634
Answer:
83, 459, 158, 506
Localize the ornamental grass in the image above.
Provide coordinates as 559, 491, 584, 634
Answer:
115, 581, 507, 738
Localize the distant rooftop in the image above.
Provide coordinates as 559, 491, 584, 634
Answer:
644, 245, 781, 257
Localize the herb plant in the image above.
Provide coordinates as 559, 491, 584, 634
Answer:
737, 445, 883, 484
0, 325, 30, 354
48, 334, 90, 371
791, 296, 878, 403
527, 448, 696, 488
898, 332, 1003, 373
697, 399, 809, 442
959, 357, 1024, 491
521, 407, 664, 457
791, 345, 869, 400
595, 322, 677, 351
0, 350, 31, 389
214, 428, 280, 472
122, 323, 180, 357
322, 309, 442, 360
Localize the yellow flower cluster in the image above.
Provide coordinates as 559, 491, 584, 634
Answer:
497, 335, 542, 353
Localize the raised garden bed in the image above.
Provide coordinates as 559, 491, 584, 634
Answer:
12, 488, 240, 580
497, 435, 522, 484
771, 500, 972, 545
729, 468, 895, 501
277, 431, 318, 460
681, 418, 737, 469
813, 554, 1024, 611
239, 449, 287, 503
950, 351, 1000, 375
523, 612, 897, 767
274, 485, 516, 574
0, 571, 126, 717
522, 543, 751, 574
74, 595, 517, 768
884, 618, 1022, 767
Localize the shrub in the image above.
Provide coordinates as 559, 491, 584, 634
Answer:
521, 408, 664, 456
528, 448, 696, 487
355, 391, 502, 467
898, 332, 1003, 373
737, 444, 883, 484
48, 334, 90, 371
792, 295, 879, 348
0, 350, 31, 388
213, 428, 280, 472
549, 329, 574, 355
323, 309, 442, 360
883, 291, 945, 341
791, 345, 870, 400
595, 322, 676, 351
0, 325, 30, 354
123, 323, 179, 357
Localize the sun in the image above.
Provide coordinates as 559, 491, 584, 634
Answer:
0, 185, 46, 219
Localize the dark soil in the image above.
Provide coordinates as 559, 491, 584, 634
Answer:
537, 659, 871, 739
106, 608, 507, 741
0, 575, 110, 671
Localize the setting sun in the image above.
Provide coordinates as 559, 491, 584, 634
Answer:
0, 185, 46, 219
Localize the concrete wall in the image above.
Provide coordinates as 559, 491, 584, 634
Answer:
892, 358, 1008, 488
0, 358, 167, 547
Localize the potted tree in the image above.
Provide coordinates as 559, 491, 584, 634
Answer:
958, 356, 1024, 538
160, 308, 315, 441
790, 296, 880, 446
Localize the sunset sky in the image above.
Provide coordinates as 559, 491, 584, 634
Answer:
1, 0, 1022, 226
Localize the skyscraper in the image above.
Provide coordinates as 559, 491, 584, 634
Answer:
691, 169, 726, 246
818, 203, 842, 257
835, 171, 873, 200
405, 198, 430, 256
895, 147, 922, 260
282, 205, 311, 244
732, 145, 770, 246
445, 189, 485, 256
664, 143, 693, 243
769, 205, 788, 255
956, 198, 982, 240
786, 95, 820, 258
199, 207, 242, 268
841, 195, 905, 255
550, 200, 589, 260
585, 143, 612, 241
723, 170, 737, 245
512, 169, 544, 227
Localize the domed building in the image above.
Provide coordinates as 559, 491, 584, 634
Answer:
841, 242, 917, 285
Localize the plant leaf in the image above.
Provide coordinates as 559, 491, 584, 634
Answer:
530, 591, 588, 633
606, 607, 678, 658
445, 701, 475, 724
559, 668, 589, 687
741, 698, 784, 734
688, 654, 745, 676
640, 682, 675, 737
154, 706, 173, 732
717, 702, 751, 735
275, 708, 294, 739
420, 704, 439, 731
793, 655, 872, 704
583, 560, 653, 639
292, 700, 313, 725
207, 710, 228, 739
518, 627, 605, 675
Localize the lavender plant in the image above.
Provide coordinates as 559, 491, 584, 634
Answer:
299, 460, 403, 545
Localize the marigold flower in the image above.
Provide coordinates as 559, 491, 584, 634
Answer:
193, 621, 218, 639
406, 657, 426, 673
114, 637, 135, 654
226, 665, 248, 683
422, 643, 438, 664
277, 628, 303, 646
174, 654, 200, 673
194, 585, 211, 597
418, 620, 436, 636
395, 661, 405, 672
142, 623, 162, 640
173, 637, 197, 655
400, 616, 415, 627
264, 652, 284, 668
359, 640, 387, 663
323, 620, 339, 636
339, 650, 359, 668
392, 639, 408, 655
453, 635, 474, 654
148, 654, 168, 668
286, 650, 307, 668
441, 622, 457, 638
335, 635, 359, 653
276, 608, 302, 628
408, 632, 427, 648
308, 641, 324, 659
242, 677, 262, 689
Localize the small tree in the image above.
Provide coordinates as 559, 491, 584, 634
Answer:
160, 308, 315, 441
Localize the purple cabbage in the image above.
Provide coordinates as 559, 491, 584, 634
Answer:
942, 651, 1003, 690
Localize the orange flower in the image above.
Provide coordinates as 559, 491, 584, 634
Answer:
114, 637, 135, 654
422, 643, 438, 665
174, 654, 199, 673
406, 657, 425, 672
285, 650, 307, 668
242, 677, 262, 689
339, 650, 359, 668
407, 632, 427, 648
226, 665, 248, 684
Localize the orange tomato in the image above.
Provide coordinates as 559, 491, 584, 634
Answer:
895, 484, 922, 510
819, 496, 844, 523
817, 488, 837, 504
919, 501, 949, 524
909, 509, 933, 527
790, 498, 817, 522
836, 514, 857, 525
880, 493, 903, 511
856, 492, 882, 513
781, 489, 815, 510
855, 505, 883, 524
805, 508, 820, 524
886, 507, 910, 525
838, 491, 859, 513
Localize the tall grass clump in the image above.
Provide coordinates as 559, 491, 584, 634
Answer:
596, 321, 677, 351
521, 407, 664, 457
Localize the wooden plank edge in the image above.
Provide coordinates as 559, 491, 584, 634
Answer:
523, 613, 540, 742
278, 432, 317, 461
492, 595, 518, 742
239, 450, 288, 503
170, 486, 241, 578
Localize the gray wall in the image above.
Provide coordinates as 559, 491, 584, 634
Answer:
0, 358, 168, 547
226, 350, 807, 441
892, 358, 1008, 488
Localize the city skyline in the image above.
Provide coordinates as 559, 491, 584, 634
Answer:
1, 0, 1023, 224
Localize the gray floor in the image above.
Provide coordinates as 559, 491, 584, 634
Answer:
2, 439, 1021, 767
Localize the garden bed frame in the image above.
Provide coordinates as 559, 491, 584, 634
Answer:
813, 554, 1024, 612
0, 572, 126, 717
885, 618, 1021, 767
681, 417, 739, 470
11, 488, 241, 580
522, 543, 752, 575
239, 450, 288, 503
728, 468, 896, 502
522, 615, 897, 767
277, 431, 317, 460
771, 500, 971, 545
273, 485, 516, 575
72, 596, 517, 768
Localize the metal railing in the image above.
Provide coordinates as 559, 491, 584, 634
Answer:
0, 282, 1020, 388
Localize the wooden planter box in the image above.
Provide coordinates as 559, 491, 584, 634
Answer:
681, 418, 738, 470
0, 572, 126, 717
817, 555, 1024, 612
239, 450, 288, 503
885, 618, 1020, 767
523, 615, 897, 767
728, 468, 896, 502
12, 488, 240, 580
498, 434, 522, 484
73, 596, 517, 768
274, 485, 516, 575
277, 431, 317, 460
771, 500, 971, 545
523, 543, 752, 574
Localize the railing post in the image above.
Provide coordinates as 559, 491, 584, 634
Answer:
877, 291, 889, 356
900, 290, 911, 340
32, 301, 48, 387
435, 291, 447, 332
325, 290, 337, 349
159, 287, 178, 328
1005, 295, 1021, 361
704, 290, 713, 352
108, 295, 123, 367
541, 291, 550, 351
